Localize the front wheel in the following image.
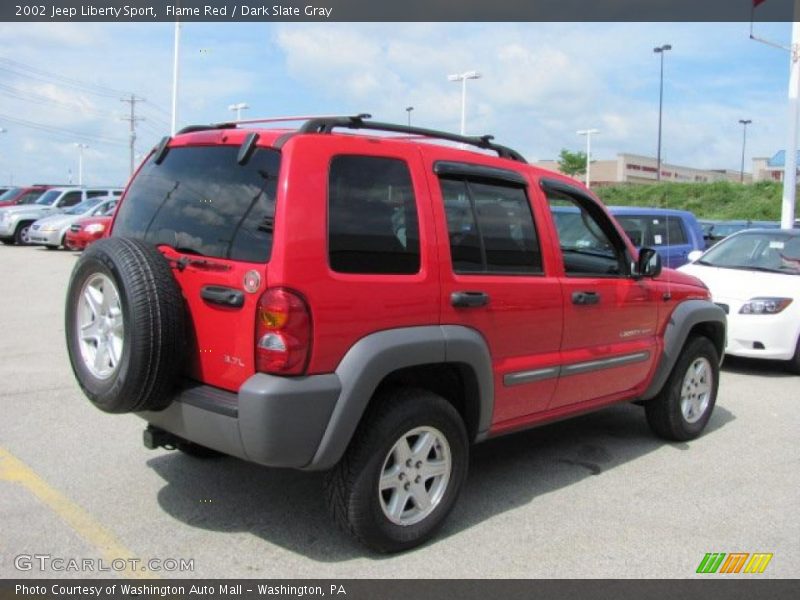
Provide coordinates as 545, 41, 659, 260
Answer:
786, 335, 800, 375
645, 336, 719, 441
324, 388, 468, 553
14, 222, 32, 245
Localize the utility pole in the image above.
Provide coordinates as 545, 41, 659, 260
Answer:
577, 129, 600, 188
121, 94, 144, 177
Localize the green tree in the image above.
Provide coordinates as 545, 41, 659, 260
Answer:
557, 148, 587, 177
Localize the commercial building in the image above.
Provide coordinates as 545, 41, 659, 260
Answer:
752, 151, 796, 182
536, 153, 751, 186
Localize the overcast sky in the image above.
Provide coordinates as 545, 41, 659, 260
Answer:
0, 21, 791, 187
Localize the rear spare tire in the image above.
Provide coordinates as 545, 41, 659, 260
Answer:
65, 237, 185, 413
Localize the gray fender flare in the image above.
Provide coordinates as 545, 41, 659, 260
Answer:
306, 325, 494, 471
641, 299, 726, 400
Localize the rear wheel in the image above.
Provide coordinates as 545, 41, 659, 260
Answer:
645, 336, 719, 441
324, 388, 468, 553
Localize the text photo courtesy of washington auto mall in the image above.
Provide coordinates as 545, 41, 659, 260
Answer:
0, 1, 798, 599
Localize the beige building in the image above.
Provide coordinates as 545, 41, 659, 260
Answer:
752, 151, 795, 182
537, 153, 751, 186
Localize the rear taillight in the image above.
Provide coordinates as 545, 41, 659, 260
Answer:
255, 288, 311, 375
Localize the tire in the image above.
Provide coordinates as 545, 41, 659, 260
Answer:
324, 388, 468, 553
645, 336, 719, 441
65, 237, 186, 413
786, 335, 800, 375
14, 222, 33, 245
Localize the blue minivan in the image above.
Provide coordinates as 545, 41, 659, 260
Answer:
549, 205, 706, 269
607, 207, 706, 269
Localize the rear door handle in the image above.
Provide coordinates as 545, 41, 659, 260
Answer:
201, 285, 245, 308
451, 291, 490, 308
572, 291, 600, 305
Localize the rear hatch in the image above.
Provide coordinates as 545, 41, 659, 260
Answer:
111, 142, 280, 392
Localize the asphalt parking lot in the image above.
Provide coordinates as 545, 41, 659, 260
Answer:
0, 244, 797, 579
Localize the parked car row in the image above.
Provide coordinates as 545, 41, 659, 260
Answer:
0, 185, 122, 247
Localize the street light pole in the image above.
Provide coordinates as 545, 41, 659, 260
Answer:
405, 106, 413, 127
654, 44, 672, 182
228, 102, 249, 121
448, 71, 482, 135
171, 20, 181, 135
577, 129, 600, 188
74, 143, 88, 186
739, 119, 752, 184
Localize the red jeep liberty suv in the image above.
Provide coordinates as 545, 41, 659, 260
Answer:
65, 115, 726, 552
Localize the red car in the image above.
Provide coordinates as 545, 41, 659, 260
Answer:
65, 215, 112, 250
64, 115, 726, 552
0, 185, 51, 208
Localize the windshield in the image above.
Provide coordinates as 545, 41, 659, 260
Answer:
35, 190, 61, 206
113, 145, 280, 262
64, 198, 102, 215
700, 231, 800, 274
0, 187, 21, 201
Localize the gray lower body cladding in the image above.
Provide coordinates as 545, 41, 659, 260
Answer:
139, 373, 341, 468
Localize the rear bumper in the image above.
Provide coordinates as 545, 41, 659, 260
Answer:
138, 373, 341, 469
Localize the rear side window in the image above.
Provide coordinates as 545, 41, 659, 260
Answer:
328, 155, 420, 275
113, 146, 280, 263
439, 178, 541, 274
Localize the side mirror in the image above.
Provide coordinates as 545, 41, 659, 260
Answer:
635, 247, 662, 278
687, 250, 704, 263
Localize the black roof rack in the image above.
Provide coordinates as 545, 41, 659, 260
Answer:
175, 114, 526, 163
298, 115, 527, 163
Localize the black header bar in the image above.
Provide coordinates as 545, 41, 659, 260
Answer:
2, 0, 797, 22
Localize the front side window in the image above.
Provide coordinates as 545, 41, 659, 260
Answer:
328, 155, 420, 275
548, 190, 625, 276
439, 178, 541, 274
113, 145, 280, 263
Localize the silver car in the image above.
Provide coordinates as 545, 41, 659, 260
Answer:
29, 197, 118, 249
0, 186, 122, 245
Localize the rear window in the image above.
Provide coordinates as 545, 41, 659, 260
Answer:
113, 145, 280, 263
615, 214, 688, 247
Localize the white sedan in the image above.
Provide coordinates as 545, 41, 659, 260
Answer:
679, 228, 800, 373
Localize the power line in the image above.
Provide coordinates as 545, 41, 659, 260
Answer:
0, 57, 132, 99
0, 113, 127, 147
0, 83, 119, 119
